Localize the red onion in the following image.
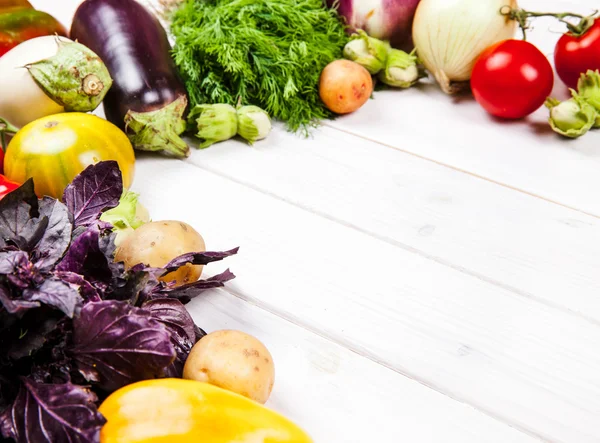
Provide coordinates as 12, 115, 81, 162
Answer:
327, 0, 421, 50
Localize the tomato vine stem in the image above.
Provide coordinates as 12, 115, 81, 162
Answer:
500, 6, 598, 40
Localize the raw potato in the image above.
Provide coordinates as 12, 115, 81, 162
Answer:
183, 330, 275, 404
319, 59, 373, 114
115, 220, 205, 286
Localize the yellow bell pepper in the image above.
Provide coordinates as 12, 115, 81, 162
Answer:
98, 379, 313, 443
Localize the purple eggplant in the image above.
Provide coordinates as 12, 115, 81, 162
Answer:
70, 0, 190, 158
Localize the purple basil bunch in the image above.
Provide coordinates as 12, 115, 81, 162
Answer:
0, 161, 237, 443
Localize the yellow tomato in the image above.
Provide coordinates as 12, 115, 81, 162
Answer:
4, 113, 135, 198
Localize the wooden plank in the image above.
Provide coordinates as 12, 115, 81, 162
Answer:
186, 289, 535, 443
325, 0, 600, 216
184, 125, 600, 323
133, 157, 600, 442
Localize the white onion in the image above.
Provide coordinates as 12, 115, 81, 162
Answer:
413, 0, 518, 94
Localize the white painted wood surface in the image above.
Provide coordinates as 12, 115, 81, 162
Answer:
30, 1, 600, 442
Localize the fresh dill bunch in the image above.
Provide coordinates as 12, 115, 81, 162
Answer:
170, 0, 349, 134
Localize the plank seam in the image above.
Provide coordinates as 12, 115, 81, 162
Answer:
322, 122, 600, 220
182, 158, 600, 329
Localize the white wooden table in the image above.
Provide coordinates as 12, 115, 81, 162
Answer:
34, 0, 600, 441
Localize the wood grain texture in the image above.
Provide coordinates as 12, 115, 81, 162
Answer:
184, 125, 600, 324
325, 0, 600, 216
186, 289, 536, 443
133, 157, 600, 443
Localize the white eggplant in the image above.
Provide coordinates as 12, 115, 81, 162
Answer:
0, 36, 112, 128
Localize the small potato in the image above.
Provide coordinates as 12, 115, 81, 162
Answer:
115, 220, 205, 287
183, 330, 275, 404
319, 59, 373, 114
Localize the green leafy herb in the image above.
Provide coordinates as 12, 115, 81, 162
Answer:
170, 0, 349, 133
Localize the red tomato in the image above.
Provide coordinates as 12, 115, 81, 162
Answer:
555, 19, 600, 90
471, 40, 554, 119
0, 147, 4, 174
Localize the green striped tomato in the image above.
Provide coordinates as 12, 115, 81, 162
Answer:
5, 113, 135, 199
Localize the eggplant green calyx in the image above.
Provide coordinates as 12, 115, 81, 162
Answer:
545, 94, 597, 138
378, 48, 424, 88
343, 30, 390, 75
577, 69, 600, 127
124, 95, 190, 158
27, 37, 112, 112
188, 104, 238, 149
237, 105, 271, 145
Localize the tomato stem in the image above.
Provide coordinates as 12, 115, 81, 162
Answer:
0, 117, 18, 152
501, 6, 598, 39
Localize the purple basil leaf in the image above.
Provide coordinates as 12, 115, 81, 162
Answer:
142, 298, 198, 377
23, 278, 83, 318
0, 205, 48, 252
62, 161, 123, 228
158, 269, 236, 304
54, 272, 101, 303
3, 307, 64, 361
57, 224, 113, 291
72, 300, 176, 391
0, 284, 38, 315
161, 248, 239, 275
0, 378, 105, 443
0, 250, 30, 275
0, 180, 49, 251
0, 250, 43, 290
106, 264, 161, 306
32, 198, 73, 272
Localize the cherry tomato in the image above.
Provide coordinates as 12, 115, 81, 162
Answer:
471, 40, 554, 119
554, 19, 600, 90
0, 147, 4, 173
0, 174, 20, 200
5, 113, 135, 199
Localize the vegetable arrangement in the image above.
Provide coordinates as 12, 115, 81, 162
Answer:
0, 0, 598, 439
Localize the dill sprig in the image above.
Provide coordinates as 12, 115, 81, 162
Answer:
170, 0, 349, 133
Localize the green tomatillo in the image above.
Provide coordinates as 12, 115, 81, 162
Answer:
378, 48, 423, 88
187, 103, 238, 149
237, 105, 272, 145
577, 70, 600, 128
343, 30, 390, 75
545, 94, 598, 138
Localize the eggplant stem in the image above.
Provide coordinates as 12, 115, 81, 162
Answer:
501, 6, 598, 39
